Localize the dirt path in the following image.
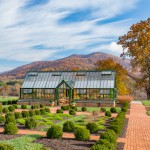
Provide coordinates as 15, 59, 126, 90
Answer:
118, 101, 150, 150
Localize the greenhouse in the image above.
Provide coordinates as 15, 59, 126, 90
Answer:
20, 70, 117, 106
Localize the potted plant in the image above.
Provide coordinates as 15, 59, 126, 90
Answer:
70, 100, 76, 106
49, 100, 54, 107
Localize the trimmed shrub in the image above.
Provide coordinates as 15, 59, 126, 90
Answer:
40, 147, 50, 150
0, 143, 14, 150
56, 109, 63, 114
101, 108, 106, 112
86, 122, 99, 133
63, 121, 75, 132
13, 104, 18, 109
0, 104, 2, 114
4, 122, 18, 134
47, 125, 63, 139
29, 110, 35, 117
69, 109, 76, 115
5, 116, 16, 124
45, 108, 50, 113
70, 106, 77, 111
22, 111, 29, 118
5, 113, 14, 118
105, 111, 111, 117
40, 104, 45, 108
21, 104, 27, 109
12, 100, 17, 104
81, 107, 87, 112
90, 144, 110, 150
31, 105, 39, 109
96, 139, 114, 150
7, 101, 12, 105
14, 112, 22, 119
74, 127, 90, 141
35, 110, 41, 115
0, 116, 5, 123
25, 117, 37, 129
110, 107, 117, 113
8, 106, 15, 112
2, 101, 7, 105
61, 106, 68, 110
2, 108, 9, 113
40, 109, 46, 115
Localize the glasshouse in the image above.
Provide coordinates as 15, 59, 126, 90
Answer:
19, 70, 117, 106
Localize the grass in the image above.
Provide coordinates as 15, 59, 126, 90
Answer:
0, 96, 19, 102
0, 134, 47, 150
142, 100, 150, 106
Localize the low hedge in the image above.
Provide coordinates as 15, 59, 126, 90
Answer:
69, 109, 76, 115
63, 121, 75, 132
8, 106, 15, 112
86, 122, 99, 133
0, 143, 14, 150
56, 109, 63, 114
81, 107, 87, 112
25, 117, 37, 129
14, 112, 22, 119
4, 122, 18, 135
47, 125, 63, 139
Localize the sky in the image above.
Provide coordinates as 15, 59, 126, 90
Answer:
0, 0, 150, 72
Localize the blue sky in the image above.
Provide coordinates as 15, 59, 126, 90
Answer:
0, 0, 150, 72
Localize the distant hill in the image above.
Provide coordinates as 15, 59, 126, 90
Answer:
0, 52, 131, 79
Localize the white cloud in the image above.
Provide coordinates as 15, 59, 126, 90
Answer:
0, 0, 139, 68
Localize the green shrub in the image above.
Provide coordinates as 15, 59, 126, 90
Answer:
0, 104, 2, 114
110, 107, 117, 113
101, 108, 106, 112
13, 104, 18, 109
100, 129, 117, 145
21, 104, 27, 109
4, 122, 18, 134
25, 117, 37, 129
81, 107, 87, 112
40, 104, 45, 108
56, 109, 63, 114
5, 116, 16, 124
5, 113, 14, 118
45, 108, 50, 113
31, 105, 39, 109
63, 121, 75, 132
14, 112, 22, 119
70, 106, 77, 111
40, 109, 46, 115
22, 111, 29, 118
29, 110, 35, 117
122, 106, 128, 112
86, 122, 99, 133
2, 101, 7, 105
35, 110, 41, 115
47, 125, 63, 139
90, 144, 110, 150
105, 111, 111, 117
69, 109, 76, 115
40, 147, 50, 150
61, 106, 68, 110
0, 143, 14, 150
8, 106, 15, 112
0, 116, 5, 123
74, 127, 90, 141
2, 108, 9, 113
12, 100, 17, 104
8, 101, 12, 105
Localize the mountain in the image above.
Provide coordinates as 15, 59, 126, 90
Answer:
0, 52, 131, 79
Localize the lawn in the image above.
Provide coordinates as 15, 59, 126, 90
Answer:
0, 134, 47, 150
0, 96, 19, 102
142, 100, 150, 106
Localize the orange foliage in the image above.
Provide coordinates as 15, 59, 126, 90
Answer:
117, 95, 134, 104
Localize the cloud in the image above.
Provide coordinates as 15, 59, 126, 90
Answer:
0, 0, 139, 68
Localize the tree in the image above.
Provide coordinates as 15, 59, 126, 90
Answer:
118, 18, 150, 99
95, 58, 129, 95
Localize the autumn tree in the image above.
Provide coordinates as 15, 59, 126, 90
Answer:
95, 58, 129, 95
118, 18, 150, 99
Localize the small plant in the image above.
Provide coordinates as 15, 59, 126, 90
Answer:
4, 122, 18, 135
81, 107, 87, 112
25, 117, 37, 129
13, 104, 18, 109
2, 108, 9, 113
101, 107, 106, 112
56, 109, 63, 114
21, 104, 27, 109
0, 143, 14, 150
29, 110, 35, 117
74, 127, 90, 141
14, 112, 22, 119
105, 111, 111, 117
47, 125, 63, 139
8, 106, 15, 112
40, 109, 46, 115
0, 116, 5, 123
31, 104, 39, 109
5, 113, 14, 118
70, 106, 77, 111
86, 122, 99, 133
5, 116, 16, 124
22, 111, 29, 118
69, 109, 76, 115
2, 101, 7, 105
40, 103, 45, 108
63, 121, 75, 132
110, 107, 117, 113
61, 106, 68, 110
45, 108, 50, 113
35, 110, 41, 115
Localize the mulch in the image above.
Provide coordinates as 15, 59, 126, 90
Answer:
0, 133, 22, 140
35, 138, 95, 150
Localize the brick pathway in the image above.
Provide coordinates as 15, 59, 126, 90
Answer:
118, 101, 150, 150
